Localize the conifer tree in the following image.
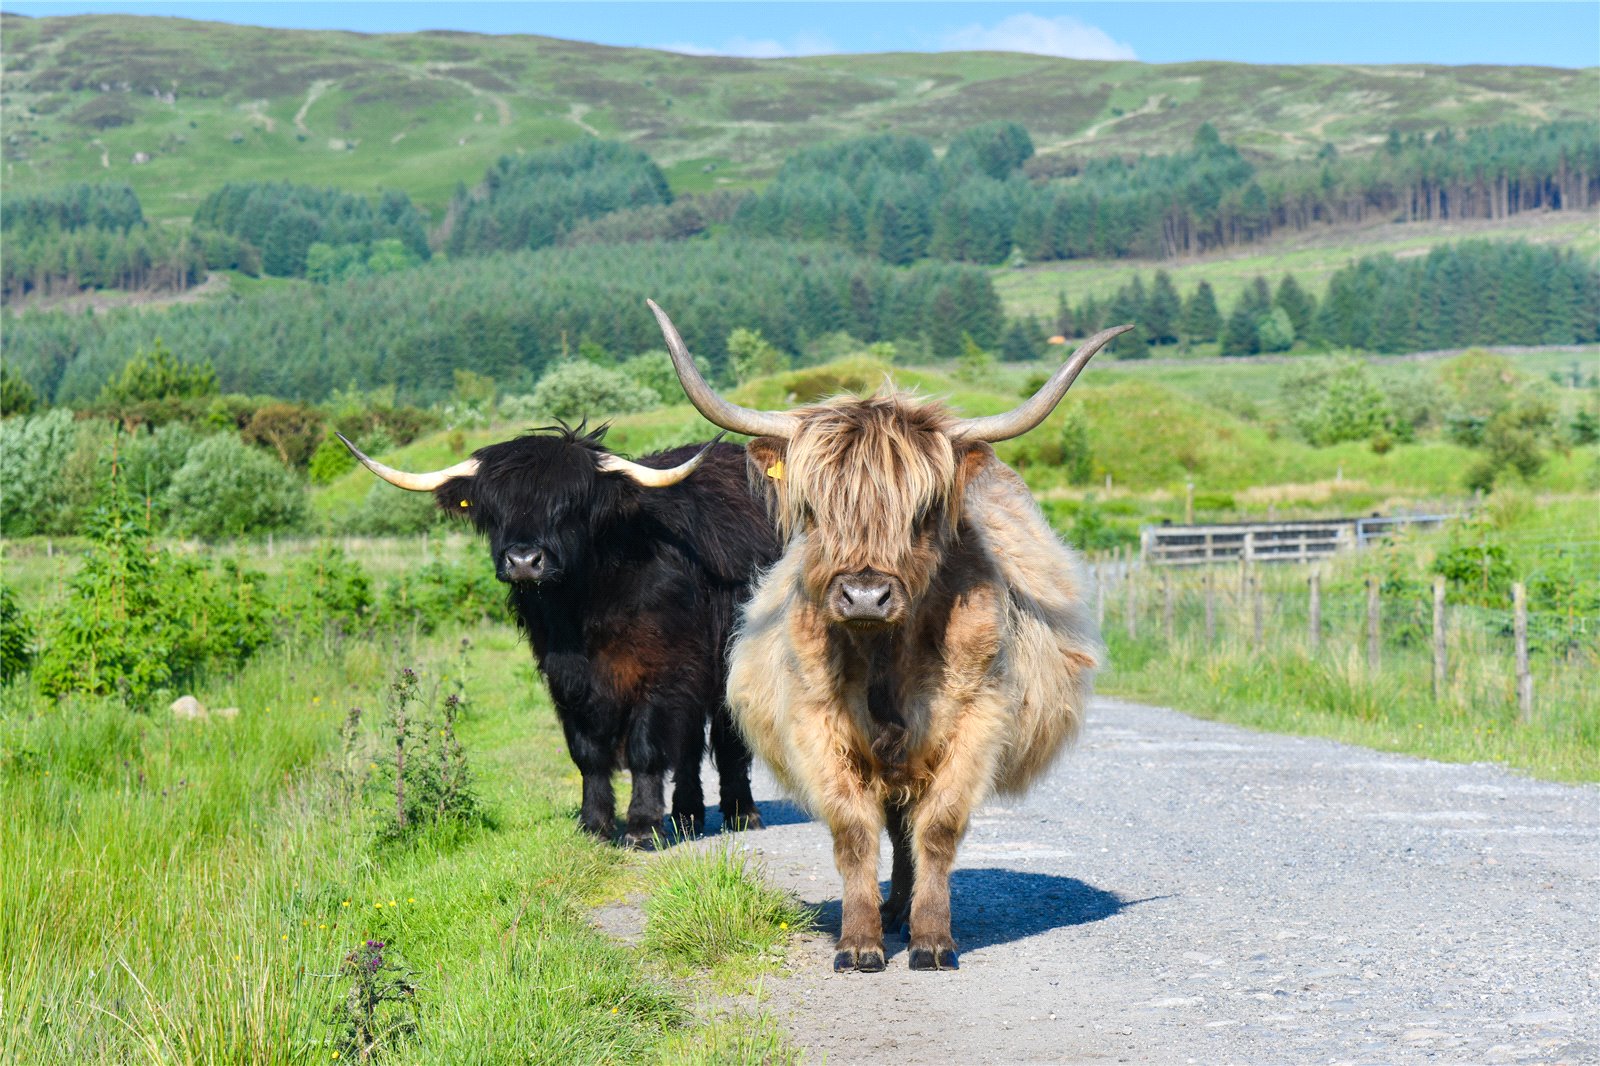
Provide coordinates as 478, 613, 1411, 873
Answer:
1181, 281, 1222, 342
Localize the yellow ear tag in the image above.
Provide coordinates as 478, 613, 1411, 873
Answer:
765, 460, 784, 481
459, 499, 470, 508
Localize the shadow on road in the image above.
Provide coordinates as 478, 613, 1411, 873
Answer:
804, 868, 1136, 957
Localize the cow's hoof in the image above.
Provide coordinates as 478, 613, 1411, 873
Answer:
578, 816, 615, 841
621, 828, 664, 851
908, 944, 959, 971
832, 945, 885, 973
723, 807, 763, 831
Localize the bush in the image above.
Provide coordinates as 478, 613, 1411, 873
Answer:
616, 350, 682, 406
0, 584, 34, 684
162, 433, 308, 538
32, 472, 272, 706
1, 366, 37, 418
272, 547, 375, 640
121, 422, 206, 514
528, 361, 659, 423
308, 435, 357, 484
1281, 356, 1390, 445
376, 558, 507, 635
99, 339, 217, 405
338, 483, 441, 535
727, 327, 787, 384
0, 408, 80, 536
241, 402, 325, 467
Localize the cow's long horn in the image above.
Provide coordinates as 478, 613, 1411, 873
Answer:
950, 324, 1133, 443
597, 435, 723, 487
337, 433, 479, 491
648, 299, 799, 439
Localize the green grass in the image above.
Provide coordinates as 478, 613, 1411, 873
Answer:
0, 534, 803, 1063
5, 12, 1596, 220
642, 844, 814, 986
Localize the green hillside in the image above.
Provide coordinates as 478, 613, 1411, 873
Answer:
4, 12, 1595, 220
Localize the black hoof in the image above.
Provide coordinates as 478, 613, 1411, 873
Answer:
723, 807, 763, 831
908, 946, 959, 971
578, 818, 615, 840
833, 948, 885, 972
621, 828, 663, 851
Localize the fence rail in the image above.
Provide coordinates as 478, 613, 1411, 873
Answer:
1140, 514, 1454, 567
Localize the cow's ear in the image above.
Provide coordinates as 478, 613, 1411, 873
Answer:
745, 437, 789, 487
433, 476, 480, 522
953, 441, 994, 498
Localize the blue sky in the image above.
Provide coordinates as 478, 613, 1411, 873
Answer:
5, 2, 1597, 68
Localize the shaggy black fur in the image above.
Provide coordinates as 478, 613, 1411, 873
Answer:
436, 424, 777, 844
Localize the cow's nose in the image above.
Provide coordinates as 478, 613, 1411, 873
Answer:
835, 574, 895, 622
502, 547, 546, 582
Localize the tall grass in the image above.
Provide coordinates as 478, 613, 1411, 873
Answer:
0, 621, 797, 1063
1094, 558, 1599, 781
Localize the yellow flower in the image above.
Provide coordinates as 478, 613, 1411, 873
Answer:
389, 900, 397, 907
319, 923, 327, 929
313, 697, 322, 705
610, 1007, 619, 1015
779, 922, 788, 930
281, 934, 288, 941
341, 900, 350, 907
408, 897, 415, 903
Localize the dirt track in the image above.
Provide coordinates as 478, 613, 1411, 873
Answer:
709, 696, 1599, 1065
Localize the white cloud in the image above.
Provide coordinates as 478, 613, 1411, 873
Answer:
659, 33, 837, 59
940, 14, 1137, 61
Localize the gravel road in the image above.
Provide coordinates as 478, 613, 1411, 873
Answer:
714, 697, 1599, 1065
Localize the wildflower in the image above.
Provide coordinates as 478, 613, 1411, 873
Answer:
388, 900, 397, 907
319, 923, 328, 929
281, 934, 288, 941
779, 922, 788, 930
610, 1007, 619, 1014
407, 897, 415, 903
313, 696, 322, 705
342, 900, 350, 907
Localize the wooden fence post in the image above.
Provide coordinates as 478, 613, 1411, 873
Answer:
1095, 553, 1106, 628
1163, 572, 1175, 644
1204, 570, 1216, 642
1366, 577, 1381, 674
1514, 582, 1532, 720
1308, 570, 1321, 655
1252, 574, 1264, 645
1185, 481, 1194, 525
1125, 551, 1138, 641
1432, 576, 1447, 701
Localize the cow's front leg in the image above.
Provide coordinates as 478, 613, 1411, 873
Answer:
831, 811, 886, 972
563, 726, 618, 840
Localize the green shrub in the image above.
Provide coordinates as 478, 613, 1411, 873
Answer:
99, 339, 217, 405
1281, 356, 1390, 445
272, 546, 375, 639
162, 433, 308, 538
0, 584, 35, 684
377, 558, 507, 635
727, 327, 787, 384
32, 473, 272, 707
529, 361, 659, 424
616, 350, 680, 406
308, 434, 357, 484
338, 483, 441, 535
0, 408, 80, 536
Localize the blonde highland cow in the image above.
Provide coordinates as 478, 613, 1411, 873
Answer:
652, 300, 1128, 972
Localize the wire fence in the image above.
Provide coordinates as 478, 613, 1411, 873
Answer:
1088, 548, 1597, 722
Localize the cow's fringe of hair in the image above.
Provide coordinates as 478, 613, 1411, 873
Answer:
774, 394, 959, 576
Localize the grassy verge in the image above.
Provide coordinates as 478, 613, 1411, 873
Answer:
0, 612, 801, 1063
1094, 550, 1598, 783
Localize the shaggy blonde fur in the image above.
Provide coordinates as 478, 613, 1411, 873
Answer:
727, 390, 1102, 970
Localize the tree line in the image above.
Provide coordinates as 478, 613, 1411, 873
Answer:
1041, 240, 1599, 359
5, 239, 1003, 405
2, 183, 207, 300
734, 120, 1599, 264
193, 181, 431, 277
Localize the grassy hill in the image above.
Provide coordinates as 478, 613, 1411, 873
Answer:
4, 12, 1595, 221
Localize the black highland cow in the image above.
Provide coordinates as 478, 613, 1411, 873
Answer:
341, 425, 777, 845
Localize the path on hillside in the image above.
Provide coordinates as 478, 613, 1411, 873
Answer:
701, 697, 1598, 1065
